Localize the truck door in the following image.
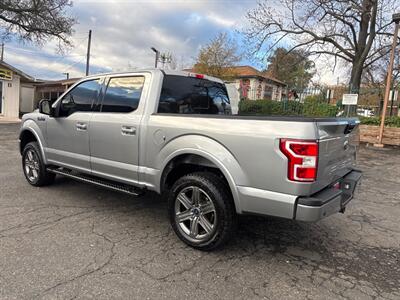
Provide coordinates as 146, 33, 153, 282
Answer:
89, 74, 148, 185
46, 78, 102, 172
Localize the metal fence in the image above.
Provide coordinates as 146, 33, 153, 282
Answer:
279, 85, 400, 118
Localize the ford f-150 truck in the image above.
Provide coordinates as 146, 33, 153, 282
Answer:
19, 69, 361, 250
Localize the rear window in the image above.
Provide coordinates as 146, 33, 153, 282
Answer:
157, 75, 231, 115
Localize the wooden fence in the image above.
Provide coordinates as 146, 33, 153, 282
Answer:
359, 125, 400, 146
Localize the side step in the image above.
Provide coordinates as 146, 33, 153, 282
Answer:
47, 167, 144, 196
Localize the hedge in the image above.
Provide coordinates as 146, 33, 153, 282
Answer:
238, 99, 400, 127
238, 99, 338, 117
359, 116, 400, 128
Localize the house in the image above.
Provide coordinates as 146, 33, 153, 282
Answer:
34, 77, 79, 105
226, 66, 287, 101
185, 65, 287, 101
0, 61, 36, 120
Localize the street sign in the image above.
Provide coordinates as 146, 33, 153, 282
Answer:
342, 94, 358, 105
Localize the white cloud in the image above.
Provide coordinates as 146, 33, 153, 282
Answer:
206, 12, 236, 27
4, 0, 254, 80
4, 0, 350, 85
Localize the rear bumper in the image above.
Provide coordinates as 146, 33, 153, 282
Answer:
295, 170, 362, 222
237, 169, 362, 221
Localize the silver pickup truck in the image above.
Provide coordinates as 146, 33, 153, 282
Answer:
19, 69, 362, 250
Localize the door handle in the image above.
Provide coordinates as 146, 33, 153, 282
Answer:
76, 122, 87, 131
121, 125, 136, 135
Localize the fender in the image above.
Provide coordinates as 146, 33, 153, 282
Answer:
19, 119, 48, 164
155, 134, 249, 213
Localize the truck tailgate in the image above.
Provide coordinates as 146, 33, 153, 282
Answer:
316, 119, 359, 190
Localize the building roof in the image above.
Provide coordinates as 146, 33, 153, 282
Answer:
0, 60, 35, 82
35, 77, 80, 87
184, 65, 286, 86
228, 66, 286, 86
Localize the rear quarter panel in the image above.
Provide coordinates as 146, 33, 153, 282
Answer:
142, 115, 321, 197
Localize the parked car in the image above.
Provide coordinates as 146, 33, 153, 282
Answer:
19, 70, 362, 250
357, 108, 375, 117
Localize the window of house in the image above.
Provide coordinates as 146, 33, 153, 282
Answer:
101, 76, 145, 113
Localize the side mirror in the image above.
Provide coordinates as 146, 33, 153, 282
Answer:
61, 96, 75, 110
38, 99, 53, 116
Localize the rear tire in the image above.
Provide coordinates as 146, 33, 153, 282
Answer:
168, 172, 237, 251
22, 142, 55, 186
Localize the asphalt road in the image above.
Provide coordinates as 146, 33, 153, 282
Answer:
0, 123, 399, 300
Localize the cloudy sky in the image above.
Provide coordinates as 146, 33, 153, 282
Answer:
3, 0, 342, 84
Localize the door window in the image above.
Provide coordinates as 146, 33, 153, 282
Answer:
58, 79, 101, 117
101, 76, 145, 113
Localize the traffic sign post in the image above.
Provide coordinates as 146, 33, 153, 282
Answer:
342, 94, 359, 117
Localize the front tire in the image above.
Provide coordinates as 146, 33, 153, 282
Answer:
22, 142, 55, 186
168, 172, 237, 251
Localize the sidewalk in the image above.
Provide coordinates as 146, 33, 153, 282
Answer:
0, 117, 21, 124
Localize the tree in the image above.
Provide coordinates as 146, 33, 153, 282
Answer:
245, 0, 400, 93
266, 47, 315, 89
193, 33, 241, 79
363, 53, 400, 86
0, 0, 76, 49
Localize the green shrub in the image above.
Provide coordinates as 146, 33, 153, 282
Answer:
359, 116, 400, 127
239, 99, 302, 116
238, 99, 338, 117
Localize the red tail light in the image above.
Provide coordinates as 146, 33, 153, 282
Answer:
279, 139, 319, 182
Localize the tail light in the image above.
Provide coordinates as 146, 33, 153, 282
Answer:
279, 139, 319, 182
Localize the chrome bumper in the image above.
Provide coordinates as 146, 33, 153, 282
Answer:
295, 170, 362, 222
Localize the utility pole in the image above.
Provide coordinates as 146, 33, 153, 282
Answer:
85, 30, 92, 76
375, 13, 400, 147
0, 43, 4, 61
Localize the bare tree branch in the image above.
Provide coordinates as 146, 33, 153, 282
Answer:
244, 0, 400, 91
0, 0, 76, 51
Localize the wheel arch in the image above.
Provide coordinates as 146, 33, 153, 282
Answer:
19, 121, 47, 164
157, 135, 248, 213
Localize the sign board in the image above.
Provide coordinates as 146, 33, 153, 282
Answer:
0, 68, 13, 81
342, 94, 358, 105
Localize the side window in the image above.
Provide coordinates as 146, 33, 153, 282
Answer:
101, 76, 145, 113
58, 79, 101, 117
158, 75, 231, 115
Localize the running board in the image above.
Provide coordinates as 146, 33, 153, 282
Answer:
47, 167, 144, 196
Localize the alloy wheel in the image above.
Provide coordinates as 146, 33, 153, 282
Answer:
174, 186, 217, 243
24, 149, 40, 182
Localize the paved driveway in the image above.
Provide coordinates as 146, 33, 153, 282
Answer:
0, 123, 399, 299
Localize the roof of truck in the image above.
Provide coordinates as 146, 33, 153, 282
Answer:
82, 69, 224, 84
